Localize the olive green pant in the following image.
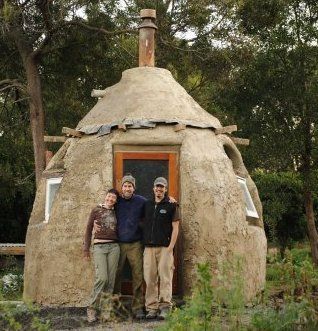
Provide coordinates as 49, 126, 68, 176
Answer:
89, 243, 120, 308
114, 241, 144, 312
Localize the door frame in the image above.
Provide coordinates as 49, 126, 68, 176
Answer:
113, 146, 181, 295
114, 152, 178, 198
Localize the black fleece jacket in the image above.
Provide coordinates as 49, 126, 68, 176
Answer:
142, 196, 180, 247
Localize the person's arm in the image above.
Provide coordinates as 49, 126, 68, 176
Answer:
93, 220, 102, 233
83, 209, 95, 259
167, 220, 180, 253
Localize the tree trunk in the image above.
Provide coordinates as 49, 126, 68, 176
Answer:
304, 190, 318, 266
9, 21, 46, 187
24, 54, 46, 186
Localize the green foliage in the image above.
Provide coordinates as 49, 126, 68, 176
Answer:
157, 263, 214, 331
237, 0, 285, 35
0, 302, 51, 331
252, 300, 317, 331
0, 273, 23, 300
159, 248, 318, 330
157, 257, 246, 331
0, 256, 24, 300
252, 171, 308, 255
266, 247, 318, 299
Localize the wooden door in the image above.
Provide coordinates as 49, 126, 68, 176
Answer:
114, 150, 181, 295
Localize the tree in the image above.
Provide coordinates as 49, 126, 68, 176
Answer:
253, 171, 308, 257
0, 0, 135, 186
216, 0, 318, 264
0, 0, 251, 242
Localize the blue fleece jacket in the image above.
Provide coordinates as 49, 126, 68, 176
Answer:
116, 194, 146, 242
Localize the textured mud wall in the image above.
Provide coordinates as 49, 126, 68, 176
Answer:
178, 129, 266, 300
24, 126, 266, 306
24, 135, 113, 305
77, 67, 221, 130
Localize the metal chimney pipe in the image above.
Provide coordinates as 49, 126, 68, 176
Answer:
138, 9, 157, 67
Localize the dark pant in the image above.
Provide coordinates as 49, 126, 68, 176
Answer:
114, 241, 144, 312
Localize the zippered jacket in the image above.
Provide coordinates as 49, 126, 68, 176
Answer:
116, 194, 146, 242
142, 196, 180, 247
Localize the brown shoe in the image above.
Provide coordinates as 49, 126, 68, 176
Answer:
87, 307, 97, 323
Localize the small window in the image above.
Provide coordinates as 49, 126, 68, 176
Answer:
45, 177, 62, 222
237, 176, 259, 219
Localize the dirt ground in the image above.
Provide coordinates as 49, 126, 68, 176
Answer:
0, 304, 165, 331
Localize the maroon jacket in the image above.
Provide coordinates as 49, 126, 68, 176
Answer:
83, 204, 118, 252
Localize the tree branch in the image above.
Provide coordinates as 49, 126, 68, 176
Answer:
68, 20, 137, 36
32, 19, 137, 58
0, 79, 27, 93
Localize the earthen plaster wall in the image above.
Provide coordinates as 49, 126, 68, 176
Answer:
24, 125, 266, 306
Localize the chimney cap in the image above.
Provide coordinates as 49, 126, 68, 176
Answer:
140, 9, 156, 19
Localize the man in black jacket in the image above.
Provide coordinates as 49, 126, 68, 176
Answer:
142, 177, 180, 320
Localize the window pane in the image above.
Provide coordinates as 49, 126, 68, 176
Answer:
45, 177, 62, 222
48, 183, 60, 214
124, 159, 168, 200
237, 177, 259, 218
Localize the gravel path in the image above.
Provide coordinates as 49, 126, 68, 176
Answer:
68, 319, 165, 331
0, 302, 166, 331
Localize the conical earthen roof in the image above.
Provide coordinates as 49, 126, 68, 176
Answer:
77, 67, 221, 131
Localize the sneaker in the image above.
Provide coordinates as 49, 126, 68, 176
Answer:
87, 307, 97, 323
146, 310, 158, 319
134, 309, 145, 319
158, 308, 170, 320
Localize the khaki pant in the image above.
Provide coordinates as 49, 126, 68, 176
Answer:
143, 247, 174, 312
89, 243, 120, 308
114, 241, 144, 312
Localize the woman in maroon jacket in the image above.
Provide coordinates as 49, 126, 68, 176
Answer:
83, 188, 120, 323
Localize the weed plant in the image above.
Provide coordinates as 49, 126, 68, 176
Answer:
266, 247, 318, 299
0, 302, 51, 331
157, 257, 247, 331
158, 248, 318, 331
0, 256, 24, 300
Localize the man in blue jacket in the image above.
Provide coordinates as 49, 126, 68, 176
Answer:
113, 174, 146, 319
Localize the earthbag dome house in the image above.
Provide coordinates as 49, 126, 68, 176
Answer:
24, 9, 267, 306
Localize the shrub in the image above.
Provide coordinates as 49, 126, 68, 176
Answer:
0, 256, 24, 300
0, 302, 51, 331
252, 300, 317, 331
159, 249, 318, 331
252, 171, 308, 256
1, 273, 24, 298
157, 257, 246, 331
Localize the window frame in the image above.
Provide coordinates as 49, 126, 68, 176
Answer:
44, 177, 63, 223
236, 176, 259, 219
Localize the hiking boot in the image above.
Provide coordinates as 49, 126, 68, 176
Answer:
134, 309, 145, 319
146, 310, 158, 319
87, 307, 97, 323
158, 308, 170, 320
